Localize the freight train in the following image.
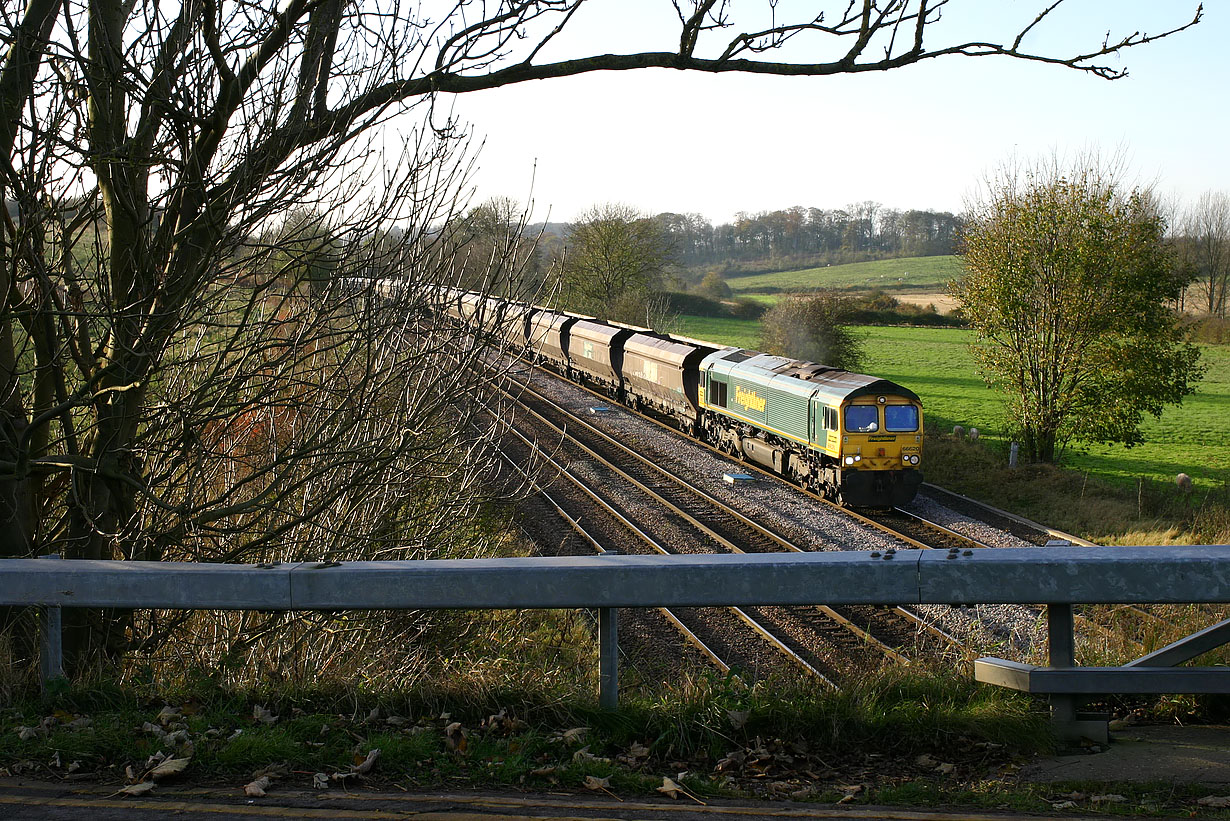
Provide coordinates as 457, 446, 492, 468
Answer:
420, 287, 923, 507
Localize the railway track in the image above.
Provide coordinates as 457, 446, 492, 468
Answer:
500, 357, 1186, 666
494, 369, 967, 672
508, 356, 991, 556
491, 405, 843, 685
919, 483, 1186, 654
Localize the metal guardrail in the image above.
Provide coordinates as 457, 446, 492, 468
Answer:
5, 545, 1230, 741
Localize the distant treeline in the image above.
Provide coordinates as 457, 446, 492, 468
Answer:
655, 203, 963, 274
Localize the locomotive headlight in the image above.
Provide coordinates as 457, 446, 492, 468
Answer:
909, 454, 920, 464
844, 456, 855, 465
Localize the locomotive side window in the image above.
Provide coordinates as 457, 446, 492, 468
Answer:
823, 406, 838, 431
845, 405, 878, 433
710, 378, 728, 408
885, 405, 919, 432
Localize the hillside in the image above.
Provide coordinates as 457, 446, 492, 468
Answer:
726, 255, 963, 295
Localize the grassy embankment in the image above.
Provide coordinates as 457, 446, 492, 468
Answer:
674, 256, 1230, 544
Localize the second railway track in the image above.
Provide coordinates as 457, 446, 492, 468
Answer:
491, 364, 969, 678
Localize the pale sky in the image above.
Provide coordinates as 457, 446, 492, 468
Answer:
440, 1, 1227, 225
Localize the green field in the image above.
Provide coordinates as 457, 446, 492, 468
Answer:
672, 316, 1230, 492
726, 255, 963, 295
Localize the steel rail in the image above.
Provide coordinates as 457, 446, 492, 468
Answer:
890, 507, 996, 551
491, 406, 835, 686
498, 374, 797, 555
921, 483, 1097, 547
491, 429, 736, 680
497, 373, 926, 664
501, 363, 966, 660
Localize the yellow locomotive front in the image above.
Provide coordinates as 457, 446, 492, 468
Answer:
831, 392, 923, 506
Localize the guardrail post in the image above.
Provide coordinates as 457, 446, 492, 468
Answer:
1046, 603, 1107, 744
1046, 603, 1076, 732
599, 606, 618, 710
39, 554, 64, 691
598, 550, 619, 711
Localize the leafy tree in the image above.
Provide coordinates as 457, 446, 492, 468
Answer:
758, 292, 864, 371
697, 270, 732, 300
561, 204, 674, 321
953, 161, 1204, 463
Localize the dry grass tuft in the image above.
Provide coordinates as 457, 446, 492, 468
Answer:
923, 434, 1229, 545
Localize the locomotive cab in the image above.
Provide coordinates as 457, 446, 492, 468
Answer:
832, 393, 923, 507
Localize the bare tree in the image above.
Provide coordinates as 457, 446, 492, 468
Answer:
0, 0, 1204, 667
450, 197, 545, 294
1180, 191, 1230, 317
561, 203, 674, 321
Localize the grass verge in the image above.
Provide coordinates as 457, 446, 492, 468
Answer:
5, 670, 1230, 816
0, 664, 1043, 798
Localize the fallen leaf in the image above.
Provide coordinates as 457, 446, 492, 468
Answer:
444, 722, 467, 753
572, 746, 610, 765
162, 729, 190, 747
656, 776, 705, 805
244, 776, 271, 797
16, 726, 37, 741
562, 727, 589, 744
726, 710, 749, 730
118, 782, 156, 797
1199, 796, 1230, 808
149, 757, 190, 780
1091, 794, 1126, 804
529, 766, 557, 777
1051, 801, 1077, 810
914, 754, 937, 768
253, 764, 288, 780
312, 772, 329, 790
156, 706, 182, 726
252, 705, 277, 726
583, 775, 610, 790
352, 748, 380, 775
936, 762, 955, 775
